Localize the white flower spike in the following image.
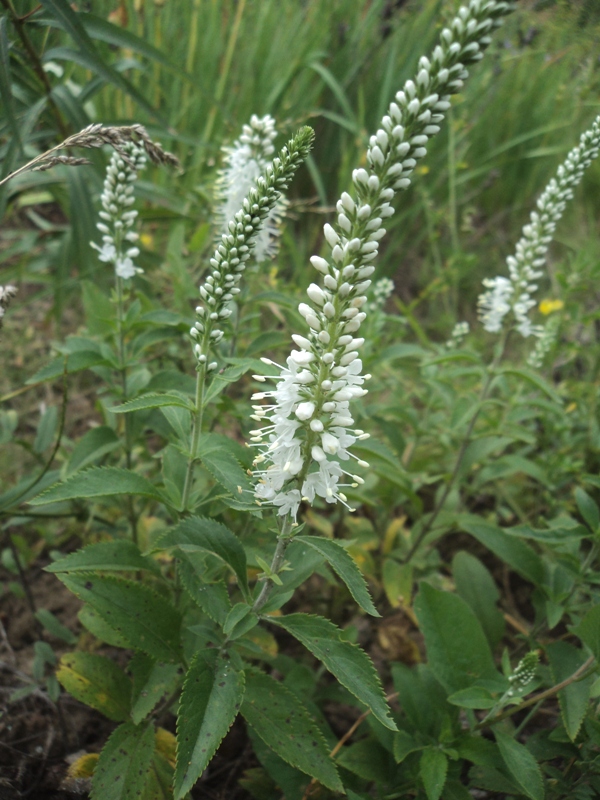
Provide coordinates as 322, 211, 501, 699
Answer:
251, 0, 515, 519
91, 142, 146, 279
216, 114, 288, 263
479, 114, 600, 338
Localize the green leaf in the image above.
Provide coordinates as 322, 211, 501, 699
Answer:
499, 366, 562, 405
458, 514, 544, 586
295, 535, 379, 617
91, 722, 155, 800
547, 641, 594, 741
174, 654, 244, 800
35, 609, 77, 644
223, 603, 259, 639
241, 669, 342, 792
177, 555, 231, 625
203, 363, 254, 405
67, 426, 121, 475
34, 406, 58, 454
575, 603, 600, 660
27, 350, 109, 384
452, 551, 504, 649
29, 467, 164, 506
494, 730, 544, 800
60, 574, 182, 662
111, 393, 196, 414
46, 540, 159, 575
420, 749, 448, 800
447, 686, 497, 709
153, 516, 249, 599
0, 16, 21, 148
78, 604, 129, 648
197, 433, 255, 510
39, 0, 164, 123
56, 652, 131, 721
393, 730, 421, 763
336, 737, 392, 782
413, 583, 498, 693
130, 653, 182, 726
575, 487, 599, 531
272, 613, 397, 731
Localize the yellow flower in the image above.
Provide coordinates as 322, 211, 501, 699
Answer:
539, 298, 564, 315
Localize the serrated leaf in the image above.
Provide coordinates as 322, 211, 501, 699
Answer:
336, 737, 392, 782
420, 749, 448, 800
27, 350, 109, 384
500, 366, 562, 405
458, 514, 544, 586
130, 653, 182, 726
547, 641, 594, 741
295, 535, 379, 617
223, 603, 258, 639
272, 613, 397, 731
575, 603, 600, 660
197, 433, 255, 509
152, 516, 249, 599
414, 583, 498, 693
67, 426, 121, 475
46, 540, 160, 575
111, 393, 196, 414
29, 467, 164, 506
60, 574, 182, 662
177, 555, 231, 625
494, 730, 544, 800
241, 669, 342, 792
174, 654, 244, 800
78, 604, 129, 648
91, 722, 155, 800
56, 652, 131, 721
34, 406, 58, 454
35, 609, 77, 644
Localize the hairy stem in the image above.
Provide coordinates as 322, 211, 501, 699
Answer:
181, 360, 208, 513
252, 515, 294, 613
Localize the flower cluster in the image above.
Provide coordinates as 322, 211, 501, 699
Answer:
527, 313, 560, 369
216, 114, 288, 264
446, 320, 470, 349
250, 0, 515, 519
479, 114, 600, 338
0, 285, 17, 332
91, 142, 147, 280
190, 127, 315, 369
506, 651, 539, 696
370, 277, 395, 311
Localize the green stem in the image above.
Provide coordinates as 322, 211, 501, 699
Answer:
447, 106, 459, 255
181, 359, 208, 513
252, 515, 294, 613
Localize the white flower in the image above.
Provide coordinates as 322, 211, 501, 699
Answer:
90, 142, 146, 280
216, 114, 288, 264
250, 0, 515, 518
478, 114, 600, 337
0, 285, 17, 331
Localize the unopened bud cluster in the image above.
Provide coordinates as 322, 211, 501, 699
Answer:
479, 114, 600, 337
250, 0, 514, 519
216, 114, 287, 263
527, 314, 560, 369
190, 127, 315, 369
91, 142, 146, 280
506, 651, 538, 696
0, 285, 17, 332
446, 320, 470, 349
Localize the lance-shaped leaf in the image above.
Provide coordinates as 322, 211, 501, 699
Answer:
174, 654, 244, 800
90, 722, 155, 800
46, 539, 160, 575
494, 730, 544, 800
29, 467, 164, 506
241, 669, 342, 792
110, 392, 196, 414
56, 652, 131, 721
60, 574, 182, 662
296, 535, 379, 616
197, 433, 256, 510
130, 653, 182, 726
271, 613, 397, 731
152, 516, 249, 599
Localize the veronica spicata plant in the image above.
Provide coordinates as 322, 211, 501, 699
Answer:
25, 3, 600, 800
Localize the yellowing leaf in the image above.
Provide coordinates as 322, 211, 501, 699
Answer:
155, 727, 176, 767
67, 752, 99, 778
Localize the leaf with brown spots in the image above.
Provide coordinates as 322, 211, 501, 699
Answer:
90, 722, 155, 800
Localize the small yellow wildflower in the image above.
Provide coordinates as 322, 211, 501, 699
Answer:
539, 299, 564, 315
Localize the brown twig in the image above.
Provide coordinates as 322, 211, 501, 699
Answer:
300, 691, 399, 800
